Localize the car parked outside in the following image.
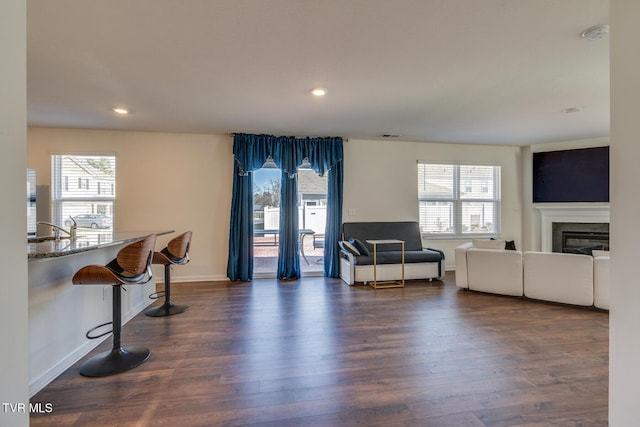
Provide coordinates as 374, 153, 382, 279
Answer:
64, 214, 112, 229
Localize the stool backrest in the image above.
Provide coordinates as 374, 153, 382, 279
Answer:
166, 231, 192, 259
116, 235, 157, 275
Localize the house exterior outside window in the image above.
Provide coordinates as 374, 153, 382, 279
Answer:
51, 154, 116, 229
417, 162, 501, 238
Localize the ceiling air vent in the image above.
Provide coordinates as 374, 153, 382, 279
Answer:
378, 134, 402, 139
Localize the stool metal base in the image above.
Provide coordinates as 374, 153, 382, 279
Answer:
145, 302, 189, 317
79, 346, 150, 377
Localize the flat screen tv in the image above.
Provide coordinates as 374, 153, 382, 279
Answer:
532, 146, 609, 203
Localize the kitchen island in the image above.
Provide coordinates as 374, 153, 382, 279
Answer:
28, 230, 172, 396
28, 230, 172, 259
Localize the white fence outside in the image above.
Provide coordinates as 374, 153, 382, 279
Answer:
264, 206, 326, 233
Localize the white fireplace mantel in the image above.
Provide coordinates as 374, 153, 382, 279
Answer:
535, 204, 610, 252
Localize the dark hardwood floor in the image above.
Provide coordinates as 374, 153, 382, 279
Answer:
30, 272, 609, 426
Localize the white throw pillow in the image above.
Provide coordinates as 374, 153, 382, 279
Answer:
592, 250, 610, 258
340, 240, 361, 256
472, 238, 505, 250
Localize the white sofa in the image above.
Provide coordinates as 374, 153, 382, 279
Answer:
593, 253, 610, 310
523, 251, 593, 306
464, 246, 523, 296
456, 241, 610, 309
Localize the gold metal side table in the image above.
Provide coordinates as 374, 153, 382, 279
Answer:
365, 239, 405, 289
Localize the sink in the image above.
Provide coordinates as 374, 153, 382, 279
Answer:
27, 236, 71, 243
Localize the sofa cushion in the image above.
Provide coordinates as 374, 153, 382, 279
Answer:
348, 237, 370, 256
594, 255, 610, 310
523, 252, 594, 306
353, 249, 442, 266
466, 248, 524, 296
472, 238, 505, 250
490, 238, 517, 250
342, 222, 424, 252
454, 242, 474, 288
339, 240, 360, 256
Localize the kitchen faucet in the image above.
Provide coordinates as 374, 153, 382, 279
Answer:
37, 217, 77, 240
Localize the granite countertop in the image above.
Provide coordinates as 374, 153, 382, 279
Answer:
28, 230, 174, 259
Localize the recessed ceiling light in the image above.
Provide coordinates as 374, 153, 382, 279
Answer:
311, 88, 327, 96
112, 107, 129, 115
561, 106, 584, 114
581, 24, 609, 41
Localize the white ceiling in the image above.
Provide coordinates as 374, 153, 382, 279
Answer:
26, 0, 610, 145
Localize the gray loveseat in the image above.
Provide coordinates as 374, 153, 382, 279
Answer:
339, 221, 445, 285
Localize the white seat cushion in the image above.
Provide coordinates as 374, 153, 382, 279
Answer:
524, 252, 594, 306
467, 248, 523, 296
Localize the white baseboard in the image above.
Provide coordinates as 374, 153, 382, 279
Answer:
156, 274, 229, 284
29, 334, 108, 398
29, 297, 154, 397
159, 271, 456, 283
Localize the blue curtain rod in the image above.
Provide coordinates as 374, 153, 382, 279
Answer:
229, 133, 348, 142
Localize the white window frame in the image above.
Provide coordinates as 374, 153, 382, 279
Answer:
417, 162, 501, 239
51, 154, 116, 227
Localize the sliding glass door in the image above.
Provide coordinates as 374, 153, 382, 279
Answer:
252, 166, 327, 277
253, 167, 280, 276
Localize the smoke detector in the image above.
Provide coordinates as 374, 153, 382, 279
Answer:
561, 106, 584, 114
581, 24, 609, 41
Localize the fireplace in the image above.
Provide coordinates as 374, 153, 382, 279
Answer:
536, 205, 610, 252
552, 222, 609, 254
561, 231, 609, 254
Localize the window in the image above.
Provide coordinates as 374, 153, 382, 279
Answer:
78, 177, 89, 189
417, 162, 501, 237
51, 155, 116, 230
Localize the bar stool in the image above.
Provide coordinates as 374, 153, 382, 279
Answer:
72, 234, 157, 377
145, 231, 192, 317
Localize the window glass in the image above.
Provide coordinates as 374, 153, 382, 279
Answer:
252, 162, 327, 277
417, 162, 501, 237
51, 155, 115, 233
418, 164, 454, 199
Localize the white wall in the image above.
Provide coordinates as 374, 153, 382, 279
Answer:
28, 128, 234, 282
610, 1, 640, 424
521, 137, 610, 252
0, 0, 29, 425
29, 132, 523, 275
343, 138, 523, 268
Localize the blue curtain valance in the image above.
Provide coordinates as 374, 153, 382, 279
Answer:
233, 133, 343, 178
227, 133, 343, 281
